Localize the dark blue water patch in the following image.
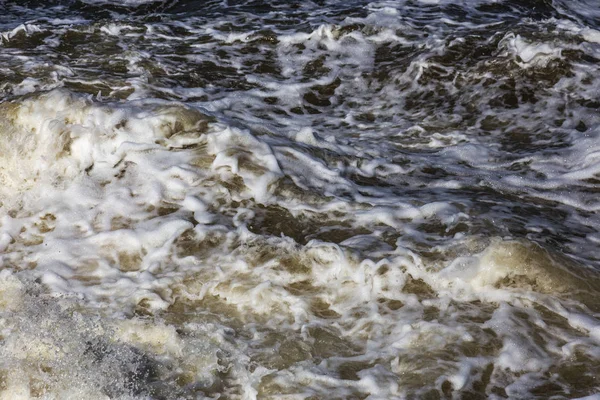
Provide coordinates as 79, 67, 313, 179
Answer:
486, 0, 557, 20
1, 0, 596, 33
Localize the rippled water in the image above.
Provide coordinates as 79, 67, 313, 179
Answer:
1, 0, 600, 398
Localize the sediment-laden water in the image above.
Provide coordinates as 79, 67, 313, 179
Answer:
0, 0, 600, 398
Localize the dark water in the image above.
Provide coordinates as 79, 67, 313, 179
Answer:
0, 0, 600, 398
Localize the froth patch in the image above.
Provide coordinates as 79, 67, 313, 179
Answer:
440, 239, 600, 305
0, 90, 212, 198
0, 271, 240, 399
499, 34, 562, 67
0, 269, 24, 311
0, 95, 78, 193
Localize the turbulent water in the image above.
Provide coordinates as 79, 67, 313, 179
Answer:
1, 0, 600, 398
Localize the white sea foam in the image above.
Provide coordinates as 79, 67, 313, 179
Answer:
1, 0, 600, 398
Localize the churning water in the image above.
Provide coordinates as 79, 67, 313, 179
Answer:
0, 0, 600, 398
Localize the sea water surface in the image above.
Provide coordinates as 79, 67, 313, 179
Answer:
0, 0, 600, 398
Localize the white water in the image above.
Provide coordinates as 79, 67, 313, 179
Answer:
0, 0, 599, 398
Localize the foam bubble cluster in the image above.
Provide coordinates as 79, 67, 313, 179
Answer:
1, 0, 600, 398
